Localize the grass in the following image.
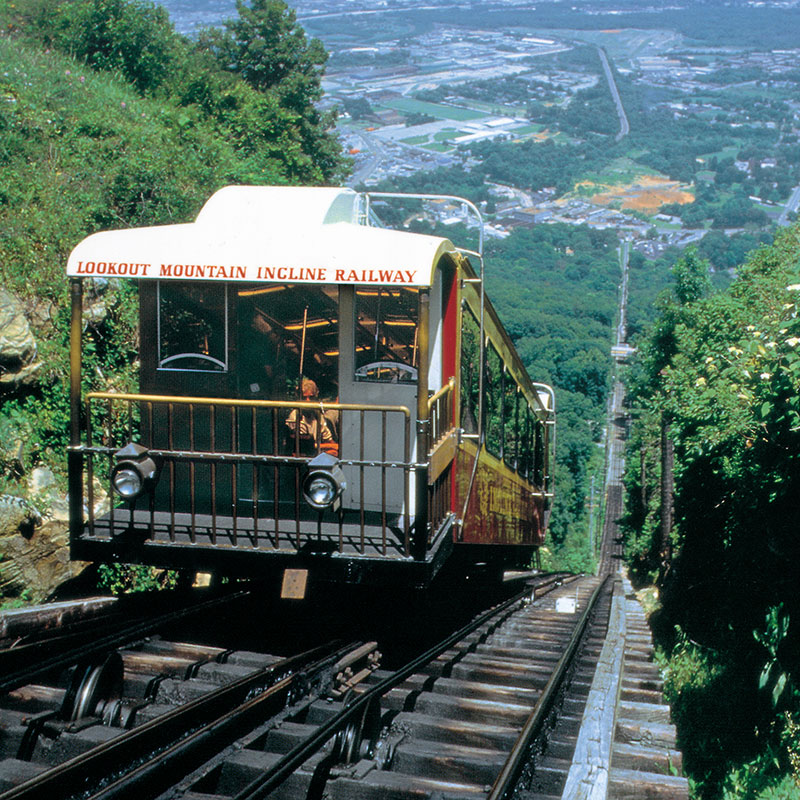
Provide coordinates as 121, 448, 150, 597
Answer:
515, 123, 545, 135
380, 97, 486, 122
454, 98, 527, 116
700, 144, 743, 161
577, 158, 669, 189
400, 134, 429, 145
423, 142, 453, 152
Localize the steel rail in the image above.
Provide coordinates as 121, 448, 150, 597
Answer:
0, 588, 249, 695
229, 574, 574, 800
487, 574, 612, 800
4, 640, 355, 800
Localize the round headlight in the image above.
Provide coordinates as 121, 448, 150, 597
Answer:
305, 475, 336, 509
301, 452, 346, 511
112, 466, 143, 499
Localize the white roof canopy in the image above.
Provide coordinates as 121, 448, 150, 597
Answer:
66, 186, 457, 288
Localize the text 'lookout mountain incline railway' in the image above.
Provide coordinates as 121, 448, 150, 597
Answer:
72, 263, 420, 285
65, 186, 556, 597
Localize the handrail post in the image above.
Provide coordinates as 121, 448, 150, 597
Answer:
68, 278, 84, 544
414, 288, 431, 559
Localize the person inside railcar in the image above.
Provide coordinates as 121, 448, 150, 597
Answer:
285, 378, 338, 456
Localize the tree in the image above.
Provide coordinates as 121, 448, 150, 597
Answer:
621, 228, 800, 796
198, 0, 342, 182
200, 0, 327, 114
673, 248, 712, 305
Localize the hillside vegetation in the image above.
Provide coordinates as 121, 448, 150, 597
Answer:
0, 0, 345, 483
0, 0, 343, 302
623, 233, 800, 797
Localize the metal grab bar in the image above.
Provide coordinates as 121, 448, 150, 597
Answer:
86, 391, 411, 420
426, 377, 455, 413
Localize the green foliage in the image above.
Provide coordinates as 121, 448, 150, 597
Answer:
0, 0, 347, 489
661, 629, 758, 792
625, 226, 800, 796
755, 605, 792, 709
0, 588, 33, 610
195, 0, 342, 182
672, 249, 712, 305
2, 0, 345, 190
97, 563, 178, 593
48, 0, 178, 95
199, 0, 326, 103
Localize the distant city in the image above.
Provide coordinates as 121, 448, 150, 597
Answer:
158, 0, 800, 261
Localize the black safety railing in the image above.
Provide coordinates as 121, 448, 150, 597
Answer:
77, 393, 414, 558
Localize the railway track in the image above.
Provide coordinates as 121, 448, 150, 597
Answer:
0, 587, 252, 695
0, 579, 587, 800
0, 630, 378, 799
0, 574, 611, 800
0, 569, 687, 800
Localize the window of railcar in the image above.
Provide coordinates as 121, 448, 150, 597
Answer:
512, 386, 528, 472
354, 287, 419, 383
157, 281, 228, 373
460, 305, 480, 435
519, 404, 534, 480
533, 420, 545, 486
237, 284, 339, 401
485, 343, 503, 458
503, 374, 520, 469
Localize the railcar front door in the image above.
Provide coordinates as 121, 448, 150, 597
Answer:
138, 281, 236, 513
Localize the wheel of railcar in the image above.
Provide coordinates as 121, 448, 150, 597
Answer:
332, 693, 382, 765
61, 652, 124, 722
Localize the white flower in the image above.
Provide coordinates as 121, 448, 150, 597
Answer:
787, 284, 800, 291
786, 337, 800, 347
760, 372, 771, 380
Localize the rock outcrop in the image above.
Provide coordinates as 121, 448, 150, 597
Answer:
0, 289, 40, 391
0, 470, 87, 603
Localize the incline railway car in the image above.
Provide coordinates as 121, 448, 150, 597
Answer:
66, 186, 554, 596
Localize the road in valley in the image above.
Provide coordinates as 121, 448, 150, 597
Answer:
778, 183, 800, 226
597, 47, 629, 142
